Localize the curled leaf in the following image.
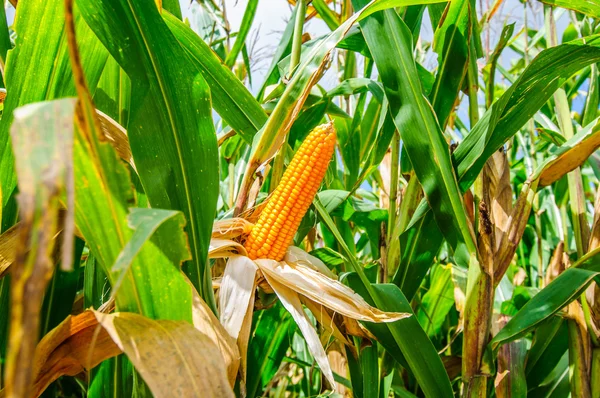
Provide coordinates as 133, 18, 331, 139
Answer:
20, 311, 120, 398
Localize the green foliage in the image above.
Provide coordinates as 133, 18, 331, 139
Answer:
1, 0, 600, 396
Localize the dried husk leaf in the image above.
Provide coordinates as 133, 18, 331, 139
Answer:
379, 149, 392, 209
238, 195, 269, 224
301, 297, 351, 346
285, 246, 337, 279
494, 181, 537, 285
209, 238, 247, 258
95, 311, 235, 398
545, 241, 566, 286
343, 317, 377, 340
237, 290, 255, 383
218, 255, 258, 339
211, 218, 254, 240
262, 273, 336, 388
482, 149, 512, 249
327, 342, 349, 396
255, 259, 409, 323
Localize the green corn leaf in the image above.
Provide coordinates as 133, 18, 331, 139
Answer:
397, 34, 600, 297
345, 275, 455, 398
429, 0, 470, 128
161, 0, 181, 19
491, 246, 600, 348
315, 198, 453, 397
247, 305, 294, 398
78, 0, 219, 308
224, 0, 258, 68
71, 95, 193, 321
539, 0, 600, 19
417, 263, 455, 337
165, 11, 268, 143
354, 1, 476, 267
454, 34, 600, 191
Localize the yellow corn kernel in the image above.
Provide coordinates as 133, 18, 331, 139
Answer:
244, 123, 336, 260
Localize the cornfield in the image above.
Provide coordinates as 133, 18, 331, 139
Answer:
0, 0, 599, 396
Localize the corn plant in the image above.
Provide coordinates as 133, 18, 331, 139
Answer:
0, 0, 599, 396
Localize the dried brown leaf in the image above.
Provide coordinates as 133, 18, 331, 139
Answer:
209, 238, 248, 258
0, 224, 18, 278
494, 181, 537, 285
188, 278, 240, 387
538, 123, 600, 187
5, 99, 75, 397
3, 311, 119, 398
95, 109, 135, 169
482, 149, 512, 248
545, 241, 565, 286
211, 218, 254, 240
95, 311, 235, 397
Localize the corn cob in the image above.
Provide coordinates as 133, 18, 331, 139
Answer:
244, 123, 336, 260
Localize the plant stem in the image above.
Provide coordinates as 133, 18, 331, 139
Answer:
467, 40, 480, 128
523, 0, 544, 288
387, 131, 400, 247
582, 63, 599, 127
270, 144, 286, 194
384, 131, 400, 283
462, 35, 492, 398
289, 0, 307, 77
591, 348, 600, 397
546, 6, 592, 397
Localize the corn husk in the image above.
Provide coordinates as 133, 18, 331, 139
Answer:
262, 273, 336, 388
301, 297, 351, 347
211, 218, 254, 240
218, 255, 257, 339
209, 238, 247, 259
255, 259, 408, 323
285, 245, 337, 279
